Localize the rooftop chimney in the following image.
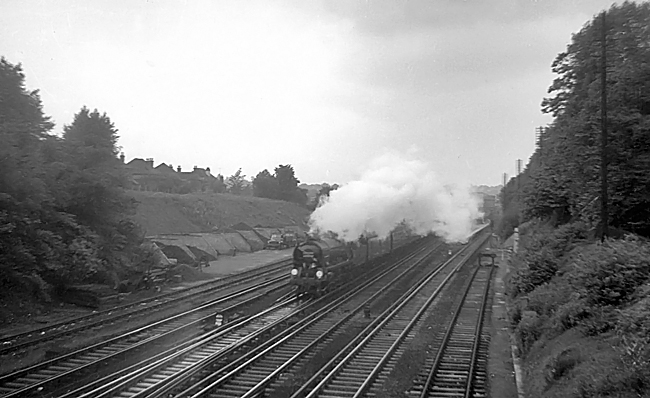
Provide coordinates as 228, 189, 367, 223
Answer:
206, 167, 211, 175
145, 158, 154, 168
177, 165, 181, 172
119, 152, 125, 163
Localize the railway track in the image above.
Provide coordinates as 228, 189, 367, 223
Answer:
1, 230, 493, 398
416, 258, 494, 398
58, 238, 439, 398
78, 298, 305, 398
171, 242, 440, 398
0, 236, 432, 398
290, 230, 490, 398
0, 272, 291, 398
0, 258, 292, 357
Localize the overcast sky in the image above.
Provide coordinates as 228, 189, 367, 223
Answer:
1, 0, 619, 186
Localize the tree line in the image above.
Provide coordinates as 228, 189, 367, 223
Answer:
223, 166, 338, 209
1, 58, 148, 298
0, 56, 338, 306
500, 2, 650, 239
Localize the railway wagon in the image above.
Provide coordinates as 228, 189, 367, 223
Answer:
290, 237, 353, 296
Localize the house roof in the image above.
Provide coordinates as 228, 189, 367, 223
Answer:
180, 167, 216, 181
125, 158, 154, 171
155, 163, 177, 174
124, 159, 165, 176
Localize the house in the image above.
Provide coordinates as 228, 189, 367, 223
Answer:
122, 155, 225, 194
179, 166, 224, 193
124, 158, 167, 191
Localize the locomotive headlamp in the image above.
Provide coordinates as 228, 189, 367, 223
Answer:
316, 269, 324, 279
291, 268, 299, 276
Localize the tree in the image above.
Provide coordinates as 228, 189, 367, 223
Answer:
252, 169, 279, 199
60, 108, 131, 226
0, 58, 106, 295
57, 107, 145, 275
275, 164, 306, 205
227, 168, 247, 195
0, 58, 54, 206
520, 2, 650, 236
63, 107, 118, 159
313, 183, 340, 209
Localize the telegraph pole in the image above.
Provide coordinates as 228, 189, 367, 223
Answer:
536, 126, 545, 166
600, 11, 609, 241
516, 159, 522, 196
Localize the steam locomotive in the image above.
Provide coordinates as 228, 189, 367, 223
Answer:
290, 236, 353, 296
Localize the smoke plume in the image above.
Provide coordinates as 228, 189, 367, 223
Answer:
309, 153, 483, 243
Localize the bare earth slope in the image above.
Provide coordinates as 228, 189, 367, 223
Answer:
129, 191, 311, 236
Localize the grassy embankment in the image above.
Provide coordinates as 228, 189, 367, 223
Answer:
505, 221, 650, 397
129, 190, 312, 236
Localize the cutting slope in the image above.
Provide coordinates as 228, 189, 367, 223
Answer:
129, 191, 311, 236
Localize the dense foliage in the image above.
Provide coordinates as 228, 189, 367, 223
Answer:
507, 223, 650, 396
502, 2, 650, 238
500, 5, 650, 394
0, 58, 149, 313
252, 164, 308, 206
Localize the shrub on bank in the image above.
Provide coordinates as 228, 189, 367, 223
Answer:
508, 221, 588, 297
570, 236, 650, 307
507, 223, 650, 397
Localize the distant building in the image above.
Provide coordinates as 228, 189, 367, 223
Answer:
180, 166, 223, 193
122, 157, 225, 194
124, 158, 166, 192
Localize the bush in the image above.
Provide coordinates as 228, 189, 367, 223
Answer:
515, 310, 545, 354
616, 285, 650, 336
509, 221, 589, 297
581, 306, 618, 336
570, 236, 650, 307
545, 348, 581, 383
548, 295, 590, 334
511, 249, 559, 295
526, 279, 572, 318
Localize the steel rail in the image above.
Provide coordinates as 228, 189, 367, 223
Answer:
61, 238, 432, 398
0, 275, 289, 398
55, 292, 287, 398
289, 228, 490, 398
0, 258, 292, 356
419, 259, 494, 398
84, 298, 306, 398
353, 235, 491, 398
296, 236, 484, 398
171, 242, 437, 398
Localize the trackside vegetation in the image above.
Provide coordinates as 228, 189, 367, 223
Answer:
0, 56, 317, 325
501, 3, 650, 397
0, 58, 153, 322
507, 223, 650, 397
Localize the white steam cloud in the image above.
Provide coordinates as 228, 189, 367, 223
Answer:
309, 153, 483, 243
